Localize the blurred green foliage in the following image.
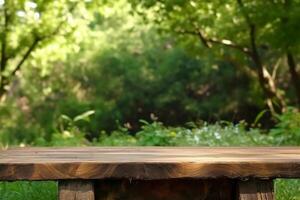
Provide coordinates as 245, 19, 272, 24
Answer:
270, 107, 300, 145
0, 0, 300, 139
0, 0, 99, 98
129, 0, 300, 110
0, 0, 268, 142
1, 109, 299, 148
0, 0, 300, 198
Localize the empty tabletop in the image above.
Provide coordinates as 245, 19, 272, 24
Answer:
0, 147, 300, 180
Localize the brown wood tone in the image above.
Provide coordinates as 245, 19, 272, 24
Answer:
58, 180, 95, 200
0, 147, 300, 180
95, 179, 235, 200
237, 179, 274, 200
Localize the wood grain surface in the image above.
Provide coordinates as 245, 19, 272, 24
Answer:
0, 147, 300, 180
59, 180, 95, 200
237, 180, 274, 200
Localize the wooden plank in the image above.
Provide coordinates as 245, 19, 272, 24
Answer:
95, 179, 235, 200
58, 180, 94, 200
0, 147, 300, 180
237, 179, 274, 200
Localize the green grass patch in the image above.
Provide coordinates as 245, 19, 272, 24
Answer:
0, 181, 57, 200
276, 179, 300, 200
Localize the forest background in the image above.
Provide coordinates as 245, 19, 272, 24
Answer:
0, 0, 300, 199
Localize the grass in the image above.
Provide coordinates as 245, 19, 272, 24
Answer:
0, 181, 57, 200
276, 179, 300, 200
0, 180, 299, 200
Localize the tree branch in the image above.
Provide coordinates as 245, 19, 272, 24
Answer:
271, 58, 281, 80
236, 0, 257, 56
9, 2, 79, 78
194, 30, 211, 48
287, 51, 300, 106
10, 37, 40, 77
0, 1, 80, 100
177, 29, 252, 56
236, 0, 286, 113
43, 2, 79, 40
0, 0, 9, 73
0, 1, 10, 100
236, 0, 253, 28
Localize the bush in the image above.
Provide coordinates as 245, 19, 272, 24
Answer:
2, 108, 300, 148
94, 120, 272, 147
270, 108, 300, 146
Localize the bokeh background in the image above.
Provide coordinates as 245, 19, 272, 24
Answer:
0, 0, 300, 199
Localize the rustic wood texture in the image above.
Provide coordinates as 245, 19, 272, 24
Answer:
95, 179, 235, 200
0, 147, 300, 180
237, 180, 274, 200
58, 180, 95, 200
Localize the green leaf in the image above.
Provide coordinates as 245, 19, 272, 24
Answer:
253, 109, 268, 127
139, 119, 149, 125
74, 110, 95, 122
60, 114, 72, 122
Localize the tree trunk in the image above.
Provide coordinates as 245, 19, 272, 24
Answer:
252, 55, 285, 114
248, 24, 285, 114
249, 46, 284, 114
235, 0, 286, 114
287, 51, 300, 107
0, 76, 7, 102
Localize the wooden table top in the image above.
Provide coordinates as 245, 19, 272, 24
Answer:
0, 147, 300, 180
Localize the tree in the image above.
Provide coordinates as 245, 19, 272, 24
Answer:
0, 0, 97, 101
129, 0, 300, 114
280, 0, 300, 106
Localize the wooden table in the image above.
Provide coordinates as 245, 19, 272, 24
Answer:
1, 147, 300, 199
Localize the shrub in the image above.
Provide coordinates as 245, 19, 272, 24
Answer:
270, 108, 300, 146
95, 120, 272, 147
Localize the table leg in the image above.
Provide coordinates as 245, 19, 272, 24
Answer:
236, 179, 274, 200
58, 180, 95, 200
